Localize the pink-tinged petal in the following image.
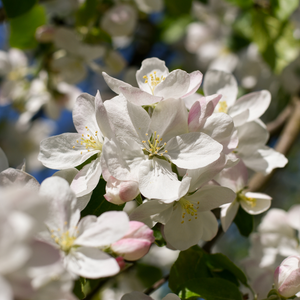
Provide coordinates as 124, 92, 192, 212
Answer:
0, 168, 39, 191
182, 70, 203, 98
151, 98, 189, 142
136, 57, 169, 93
65, 247, 120, 278
0, 147, 8, 172
241, 192, 272, 215
129, 200, 173, 228
39, 133, 98, 169
199, 211, 219, 241
203, 70, 238, 108
229, 90, 271, 124
139, 159, 181, 202
39, 177, 80, 231
120, 86, 162, 105
75, 211, 129, 247
154, 69, 190, 98
220, 200, 239, 232
188, 94, 221, 132
70, 156, 102, 197
183, 93, 204, 110
102, 71, 132, 94
72, 93, 99, 135
166, 132, 222, 169
187, 185, 235, 212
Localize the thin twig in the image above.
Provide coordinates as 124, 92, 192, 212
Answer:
144, 274, 170, 295
248, 96, 300, 192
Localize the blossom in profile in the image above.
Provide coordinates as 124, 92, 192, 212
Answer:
102, 57, 203, 105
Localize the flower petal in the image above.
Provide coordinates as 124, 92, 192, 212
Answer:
65, 247, 120, 278
0, 147, 8, 172
182, 70, 203, 98
102, 71, 132, 94
200, 211, 219, 241
220, 200, 239, 232
241, 192, 272, 215
120, 86, 162, 105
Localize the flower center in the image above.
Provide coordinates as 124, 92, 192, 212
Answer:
50, 225, 77, 253
237, 192, 257, 208
142, 131, 168, 158
218, 100, 228, 113
143, 71, 166, 95
179, 198, 199, 224
74, 126, 103, 154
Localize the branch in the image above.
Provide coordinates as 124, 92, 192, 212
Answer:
248, 96, 300, 192
144, 274, 170, 295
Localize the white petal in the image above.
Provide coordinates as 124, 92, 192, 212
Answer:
139, 159, 181, 201
220, 200, 239, 232
75, 211, 129, 247
151, 98, 188, 142
120, 86, 162, 105
40, 177, 80, 231
65, 247, 120, 278
136, 57, 169, 93
187, 185, 235, 212
242, 146, 288, 174
229, 90, 271, 123
0, 276, 13, 300
241, 192, 272, 215
129, 200, 173, 228
53, 168, 79, 184
182, 70, 203, 98
164, 202, 203, 251
72, 93, 99, 135
166, 132, 222, 169
287, 205, 300, 231
154, 69, 190, 98
70, 156, 102, 197
203, 70, 238, 108
102, 71, 132, 94
200, 211, 219, 241
39, 133, 98, 169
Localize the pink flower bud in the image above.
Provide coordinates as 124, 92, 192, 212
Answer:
111, 221, 155, 261
115, 256, 126, 270
274, 255, 300, 298
104, 176, 139, 205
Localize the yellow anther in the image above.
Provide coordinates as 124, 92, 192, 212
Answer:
72, 146, 75, 149
143, 75, 147, 79
181, 221, 184, 224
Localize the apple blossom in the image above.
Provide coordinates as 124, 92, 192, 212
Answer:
274, 256, 300, 298
39, 91, 114, 198
103, 96, 223, 201
39, 176, 130, 278
102, 57, 203, 105
111, 221, 154, 261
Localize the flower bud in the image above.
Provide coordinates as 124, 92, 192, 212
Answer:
274, 255, 300, 298
104, 176, 139, 205
111, 221, 155, 261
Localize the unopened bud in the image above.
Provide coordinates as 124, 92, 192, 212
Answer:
274, 255, 300, 298
111, 221, 155, 261
104, 176, 139, 205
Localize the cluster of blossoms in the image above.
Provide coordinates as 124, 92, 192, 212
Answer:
1, 57, 292, 299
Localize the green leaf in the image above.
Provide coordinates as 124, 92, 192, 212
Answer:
271, 0, 299, 21
9, 4, 46, 49
179, 278, 243, 300
164, 0, 193, 16
169, 246, 210, 293
81, 177, 124, 218
2, 0, 37, 18
152, 224, 167, 247
136, 263, 163, 287
73, 277, 86, 299
161, 16, 193, 44
205, 253, 249, 288
233, 205, 253, 237
76, 0, 98, 27
224, 0, 253, 9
